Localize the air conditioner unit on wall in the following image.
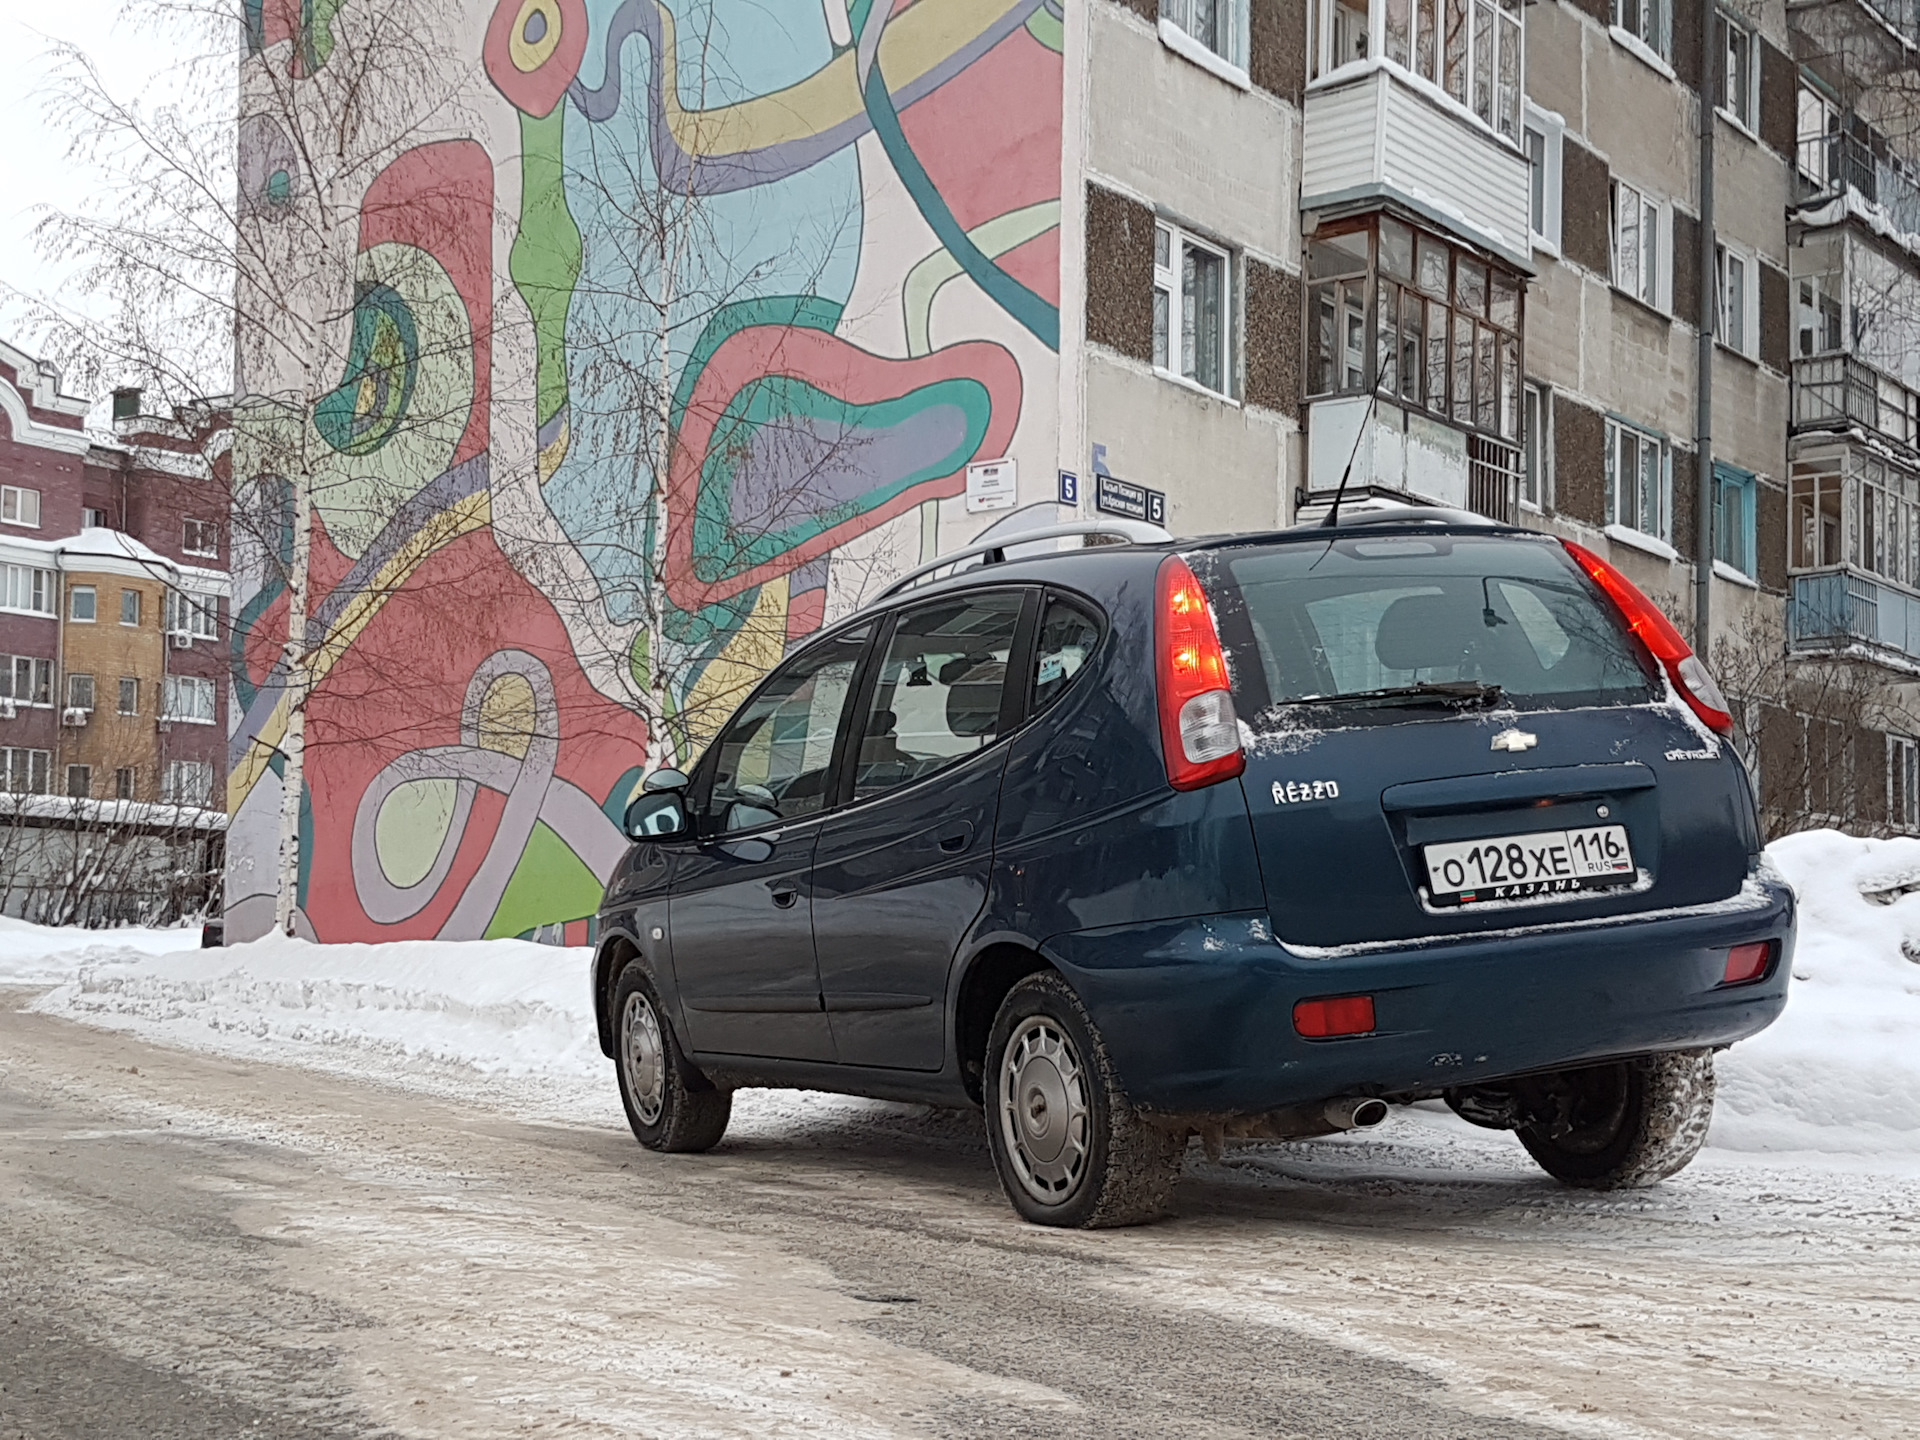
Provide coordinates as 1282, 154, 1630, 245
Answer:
0, 698, 15, 720
170, 632, 192, 650
61, 707, 88, 726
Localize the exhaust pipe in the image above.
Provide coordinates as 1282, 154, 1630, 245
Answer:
1323, 1096, 1390, 1131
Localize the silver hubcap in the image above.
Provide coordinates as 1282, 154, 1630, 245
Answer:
621, 990, 666, 1127
999, 1017, 1090, 1203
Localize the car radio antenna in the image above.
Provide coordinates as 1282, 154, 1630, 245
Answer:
1321, 387, 1380, 529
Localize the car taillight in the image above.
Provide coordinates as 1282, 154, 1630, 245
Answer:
1722, 941, 1773, 986
1294, 994, 1377, 1038
1560, 540, 1733, 735
1155, 554, 1246, 791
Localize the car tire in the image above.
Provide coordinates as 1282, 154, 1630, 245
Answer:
984, 971, 1183, 1228
613, 963, 731, 1154
1515, 1049, 1714, 1189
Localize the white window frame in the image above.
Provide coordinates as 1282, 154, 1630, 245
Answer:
1, 747, 51, 795
117, 676, 139, 715
1798, 85, 1841, 187
1315, 0, 1524, 144
1160, 0, 1249, 86
68, 585, 96, 623
1, 486, 42, 528
1716, 11, 1759, 135
1605, 417, 1673, 542
0, 656, 52, 707
167, 590, 218, 641
1152, 222, 1235, 400
1524, 104, 1565, 256
1796, 271, 1845, 357
163, 759, 214, 807
81, 506, 107, 530
66, 672, 94, 712
120, 588, 141, 626
0, 565, 52, 617
182, 517, 218, 558
1612, 0, 1673, 66
162, 674, 217, 724
1610, 179, 1671, 312
1715, 242, 1759, 359
1891, 735, 1919, 833
1522, 382, 1552, 511
114, 765, 137, 801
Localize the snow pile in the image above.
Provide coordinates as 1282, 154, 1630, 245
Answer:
1713, 829, 1920, 1160
30, 932, 604, 1086
0, 916, 198, 984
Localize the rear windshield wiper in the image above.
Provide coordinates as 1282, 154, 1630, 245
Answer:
1280, 680, 1505, 709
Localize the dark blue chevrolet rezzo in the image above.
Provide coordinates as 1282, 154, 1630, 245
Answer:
592, 509, 1794, 1228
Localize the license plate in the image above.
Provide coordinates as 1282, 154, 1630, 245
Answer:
1422, 825, 1634, 907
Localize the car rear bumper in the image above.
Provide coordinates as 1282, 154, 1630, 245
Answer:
1040, 876, 1795, 1116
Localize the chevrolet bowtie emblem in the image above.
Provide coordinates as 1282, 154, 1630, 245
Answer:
1491, 728, 1538, 753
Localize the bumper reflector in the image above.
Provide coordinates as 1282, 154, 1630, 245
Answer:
1722, 942, 1773, 986
1293, 994, 1376, 1038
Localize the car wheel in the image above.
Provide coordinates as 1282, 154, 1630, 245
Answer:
984, 971, 1183, 1228
1515, 1049, 1714, 1189
613, 964, 731, 1153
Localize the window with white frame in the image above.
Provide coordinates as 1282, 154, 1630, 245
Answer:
81, 506, 107, 530
0, 656, 52, 706
163, 759, 213, 807
1524, 105, 1565, 253
1153, 223, 1231, 395
68, 586, 96, 623
1796, 272, 1844, 356
1605, 417, 1671, 540
162, 674, 216, 723
1317, 0, 1523, 141
1613, 0, 1672, 62
1, 748, 50, 795
120, 589, 140, 626
1798, 86, 1841, 186
167, 590, 218, 641
1610, 179, 1667, 309
66, 673, 94, 712
1522, 382, 1551, 509
0, 565, 52, 616
114, 766, 137, 801
1717, 12, 1758, 132
1716, 243, 1757, 357
1162, 0, 1247, 71
183, 517, 218, 557
1891, 735, 1919, 833
1, 486, 41, 528
118, 676, 139, 715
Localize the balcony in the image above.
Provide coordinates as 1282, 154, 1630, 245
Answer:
1302, 64, 1531, 268
1795, 128, 1920, 237
1792, 354, 1920, 456
1789, 568, 1920, 665
1788, 0, 1919, 79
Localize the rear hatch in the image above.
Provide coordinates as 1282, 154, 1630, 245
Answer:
1194, 528, 1754, 951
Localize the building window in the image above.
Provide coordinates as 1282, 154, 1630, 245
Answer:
163, 674, 217, 723
1524, 105, 1565, 254
120, 589, 141, 626
1, 486, 42, 528
1892, 736, 1919, 832
1713, 464, 1758, 577
1610, 180, 1667, 310
1, 565, 53, 616
118, 676, 139, 715
0, 656, 52, 707
69, 586, 96, 623
82, 506, 107, 530
1796, 273, 1844, 356
65, 764, 91, 799
66, 673, 94, 712
167, 591, 219, 641
1306, 215, 1525, 441
1522, 382, 1551, 509
1316, 0, 1523, 141
1612, 0, 1671, 62
1605, 417, 1671, 540
1716, 243, 1756, 357
1163, 0, 1247, 70
1798, 86, 1842, 187
183, 518, 218, 557
1153, 223, 1231, 395
114, 766, 137, 801
1, 748, 51, 794
163, 759, 213, 807
1852, 455, 1920, 588
1791, 465, 1845, 570
1717, 13, 1758, 132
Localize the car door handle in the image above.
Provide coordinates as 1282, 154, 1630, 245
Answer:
770, 886, 799, 908
936, 822, 974, 854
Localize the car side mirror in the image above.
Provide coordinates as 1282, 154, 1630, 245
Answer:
642, 767, 689, 793
623, 790, 689, 841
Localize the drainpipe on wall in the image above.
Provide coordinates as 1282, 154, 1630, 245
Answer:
52, 549, 67, 798
1694, 0, 1718, 654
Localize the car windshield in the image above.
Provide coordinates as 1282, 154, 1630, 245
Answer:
1213, 533, 1655, 714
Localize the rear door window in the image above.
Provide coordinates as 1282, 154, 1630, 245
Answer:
1214, 534, 1654, 715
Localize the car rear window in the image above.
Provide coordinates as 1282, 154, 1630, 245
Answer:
1210, 533, 1656, 714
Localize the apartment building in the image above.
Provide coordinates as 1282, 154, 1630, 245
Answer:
0, 340, 230, 812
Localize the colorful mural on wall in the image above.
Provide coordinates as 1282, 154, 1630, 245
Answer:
226, 0, 1064, 941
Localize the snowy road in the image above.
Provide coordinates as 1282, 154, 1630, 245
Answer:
2, 991, 1917, 1440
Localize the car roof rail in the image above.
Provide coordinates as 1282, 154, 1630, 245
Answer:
871, 519, 1174, 603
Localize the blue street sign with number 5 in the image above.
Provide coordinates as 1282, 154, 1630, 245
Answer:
1059, 470, 1079, 505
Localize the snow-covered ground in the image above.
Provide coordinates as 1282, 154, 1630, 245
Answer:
6, 828, 1920, 1170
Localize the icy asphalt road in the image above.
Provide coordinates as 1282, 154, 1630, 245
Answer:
1, 994, 1916, 1440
